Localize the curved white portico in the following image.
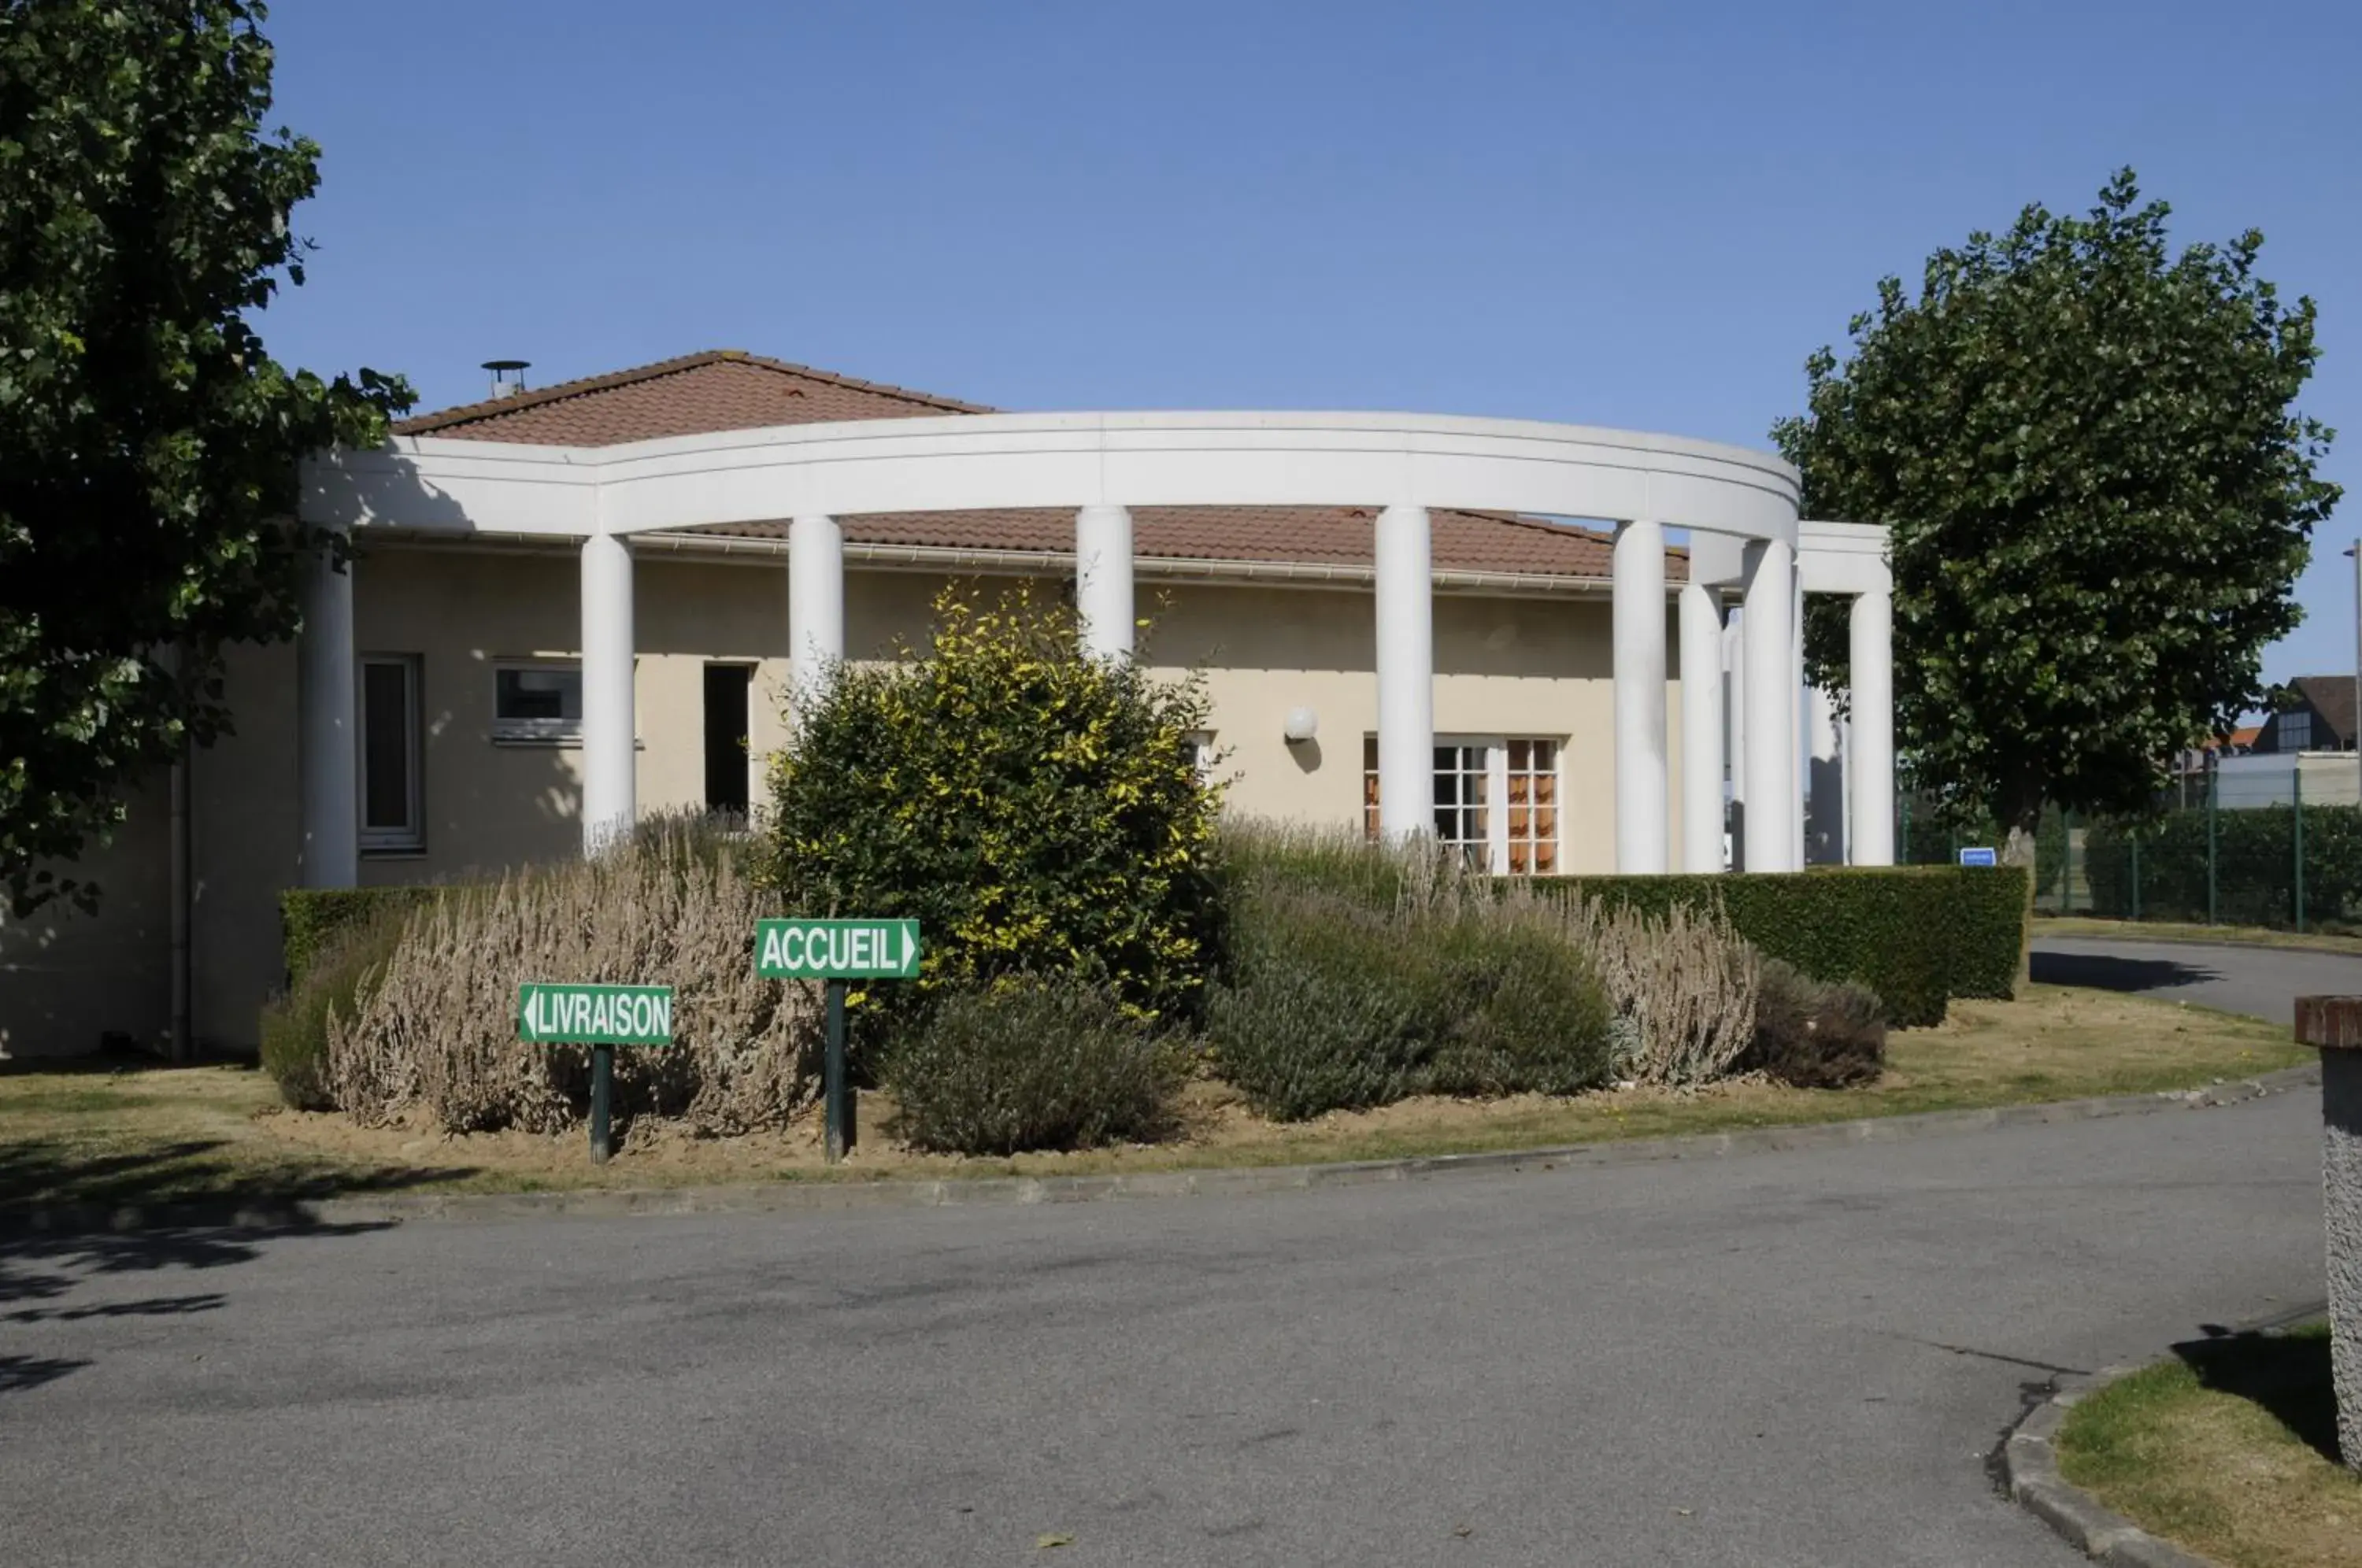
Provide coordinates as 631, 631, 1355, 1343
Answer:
299, 409, 1883, 871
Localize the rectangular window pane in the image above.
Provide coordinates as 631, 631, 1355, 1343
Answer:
496, 667, 581, 723
361, 657, 420, 852
1364, 736, 1381, 840
362, 663, 410, 830
1503, 736, 1558, 877
1433, 741, 1489, 863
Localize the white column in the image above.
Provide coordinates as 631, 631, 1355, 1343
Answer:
1805, 683, 1845, 864
1375, 504, 1434, 840
1679, 581, 1725, 874
1612, 520, 1669, 873
1075, 505, 1135, 659
579, 532, 636, 853
788, 512, 845, 716
1791, 566, 1807, 871
1849, 586, 1896, 865
1724, 610, 1747, 869
296, 527, 357, 889
1741, 538, 1796, 872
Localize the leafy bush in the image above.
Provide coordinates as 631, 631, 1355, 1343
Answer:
1208, 883, 1443, 1119
885, 978, 1183, 1155
762, 583, 1224, 1060
1743, 960, 1887, 1089
324, 817, 813, 1135
1426, 908, 1616, 1097
280, 885, 441, 987
1206, 839, 1618, 1118
1547, 866, 2029, 1027
258, 912, 407, 1110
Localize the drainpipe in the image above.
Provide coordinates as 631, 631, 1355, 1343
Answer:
168, 701, 194, 1063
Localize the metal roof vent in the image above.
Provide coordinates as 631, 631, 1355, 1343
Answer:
482, 360, 530, 399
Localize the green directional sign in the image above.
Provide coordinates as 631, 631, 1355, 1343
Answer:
517, 982, 676, 1046
756, 918, 922, 980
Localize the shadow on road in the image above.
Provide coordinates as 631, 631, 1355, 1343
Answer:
2171, 1327, 2342, 1466
2029, 950, 2222, 995
0, 1214, 399, 1400
0, 1132, 457, 1402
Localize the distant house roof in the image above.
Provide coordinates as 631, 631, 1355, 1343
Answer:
2229, 724, 2263, 749
394, 350, 1670, 586
2286, 675, 2359, 749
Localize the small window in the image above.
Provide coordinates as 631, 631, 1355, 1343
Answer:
494, 662, 583, 742
1180, 730, 1218, 781
361, 656, 422, 852
2281, 709, 2312, 751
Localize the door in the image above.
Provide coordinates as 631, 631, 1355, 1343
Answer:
702, 664, 753, 815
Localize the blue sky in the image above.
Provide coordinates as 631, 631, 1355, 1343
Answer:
261, 0, 2360, 688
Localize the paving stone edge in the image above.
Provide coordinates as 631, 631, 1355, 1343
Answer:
2, 1064, 2319, 1238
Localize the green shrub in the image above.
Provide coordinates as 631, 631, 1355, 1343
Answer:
1742, 960, 1887, 1089
1544, 866, 2028, 1027
1426, 910, 1615, 1096
1206, 859, 1616, 1118
1207, 885, 1438, 1120
885, 978, 1183, 1155
761, 583, 1224, 1063
280, 885, 442, 987
258, 912, 409, 1110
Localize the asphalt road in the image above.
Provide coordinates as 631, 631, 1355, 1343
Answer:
2, 943, 2336, 1567
2030, 933, 2362, 1023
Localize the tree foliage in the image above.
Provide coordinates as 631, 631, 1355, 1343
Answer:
0, 1, 409, 915
1773, 170, 2337, 854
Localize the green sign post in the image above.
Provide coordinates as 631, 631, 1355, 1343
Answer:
517, 982, 674, 1164
755, 919, 924, 1161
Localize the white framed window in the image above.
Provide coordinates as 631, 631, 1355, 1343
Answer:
1180, 730, 1218, 781
1361, 735, 1562, 874
360, 655, 422, 853
493, 661, 583, 743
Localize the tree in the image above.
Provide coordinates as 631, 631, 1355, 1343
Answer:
0, 1, 409, 915
1772, 170, 2338, 863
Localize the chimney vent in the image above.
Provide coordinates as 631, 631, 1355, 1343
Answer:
482, 360, 530, 400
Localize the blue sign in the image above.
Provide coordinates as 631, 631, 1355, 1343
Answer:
1958, 846, 1998, 867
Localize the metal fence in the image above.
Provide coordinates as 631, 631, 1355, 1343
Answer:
1896, 753, 2362, 934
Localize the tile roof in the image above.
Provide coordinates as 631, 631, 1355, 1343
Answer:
398, 350, 1676, 583
684, 505, 1653, 581
394, 349, 987, 443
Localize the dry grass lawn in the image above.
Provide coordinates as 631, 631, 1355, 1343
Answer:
2058, 1324, 2359, 1568
0, 982, 2311, 1208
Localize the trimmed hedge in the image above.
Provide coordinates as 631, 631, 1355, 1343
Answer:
280, 885, 442, 986
1538, 866, 2027, 1027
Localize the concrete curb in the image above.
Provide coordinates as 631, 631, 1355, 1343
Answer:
2001, 1370, 2219, 1567
2, 1064, 2319, 1239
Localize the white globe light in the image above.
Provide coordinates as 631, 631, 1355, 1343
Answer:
1283, 707, 1319, 743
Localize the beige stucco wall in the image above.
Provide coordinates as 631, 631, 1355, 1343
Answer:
0, 774, 176, 1057
3, 543, 1700, 1057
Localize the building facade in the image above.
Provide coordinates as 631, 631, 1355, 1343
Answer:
0, 351, 1894, 1058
